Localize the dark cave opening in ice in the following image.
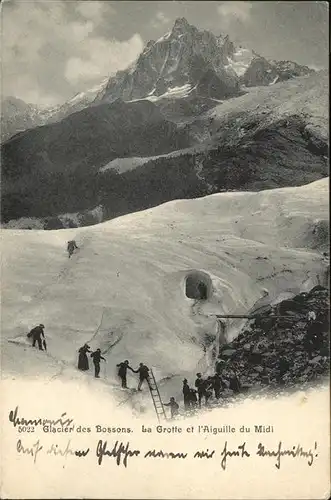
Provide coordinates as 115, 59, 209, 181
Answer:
185, 270, 212, 300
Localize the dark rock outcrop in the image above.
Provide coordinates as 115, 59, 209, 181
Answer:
242, 56, 314, 87
216, 286, 330, 394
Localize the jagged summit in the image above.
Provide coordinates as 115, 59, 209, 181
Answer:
95, 18, 313, 106
96, 18, 242, 104
172, 16, 191, 30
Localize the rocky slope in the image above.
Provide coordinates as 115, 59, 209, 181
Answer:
216, 285, 329, 398
241, 56, 313, 87
2, 70, 328, 229
1, 97, 49, 142
1, 99, 189, 222
1, 19, 327, 227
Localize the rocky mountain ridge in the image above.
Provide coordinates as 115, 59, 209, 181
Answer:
2, 70, 328, 228
96, 17, 314, 108
1, 79, 108, 142
2, 18, 315, 141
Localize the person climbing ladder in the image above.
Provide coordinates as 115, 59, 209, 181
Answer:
163, 397, 179, 419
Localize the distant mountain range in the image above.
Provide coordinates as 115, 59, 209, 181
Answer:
1, 79, 109, 142
1, 18, 327, 229
2, 18, 314, 141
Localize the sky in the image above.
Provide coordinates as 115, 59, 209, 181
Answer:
1, 0, 329, 107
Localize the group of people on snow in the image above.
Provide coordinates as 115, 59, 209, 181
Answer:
25, 324, 242, 419
26, 304, 321, 420
183, 370, 241, 411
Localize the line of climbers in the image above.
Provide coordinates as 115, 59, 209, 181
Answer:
78, 348, 151, 390
26, 305, 323, 420
24, 323, 242, 420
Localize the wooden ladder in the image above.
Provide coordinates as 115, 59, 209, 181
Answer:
147, 369, 167, 422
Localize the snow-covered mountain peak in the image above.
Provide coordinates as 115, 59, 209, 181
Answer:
96, 18, 242, 104
95, 18, 314, 107
2, 20, 316, 140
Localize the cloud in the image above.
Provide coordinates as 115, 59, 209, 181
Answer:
2, 0, 142, 106
217, 1, 253, 26
307, 64, 324, 72
76, 1, 114, 22
151, 11, 170, 29
65, 34, 144, 85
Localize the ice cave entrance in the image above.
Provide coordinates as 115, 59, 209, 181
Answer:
185, 270, 212, 300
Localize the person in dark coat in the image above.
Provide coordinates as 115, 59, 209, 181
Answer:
67, 240, 78, 258
90, 348, 106, 378
27, 324, 45, 351
164, 397, 179, 419
212, 373, 223, 399
204, 377, 214, 406
132, 363, 150, 391
195, 373, 206, 408
116, 360, 134, 388
189, 388, 198, 408
182, 379, 191, 411
228, 369, 241, 393
78, 344, 91, 371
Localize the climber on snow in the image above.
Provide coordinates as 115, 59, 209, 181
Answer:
116, 360, 135, 389
27, 324, 46, 351
78, 344, 91, 371
228, 367, 241, 394
182, 378, 191, 411
189, 388, 198, 408
212, 373, 223, 399
91, 348, 106, 378
164, 397, 179, 419
67, 240, 79, 258
132, 362, 150, 391
203, 376, 214, 406
195, 373, 206, 408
